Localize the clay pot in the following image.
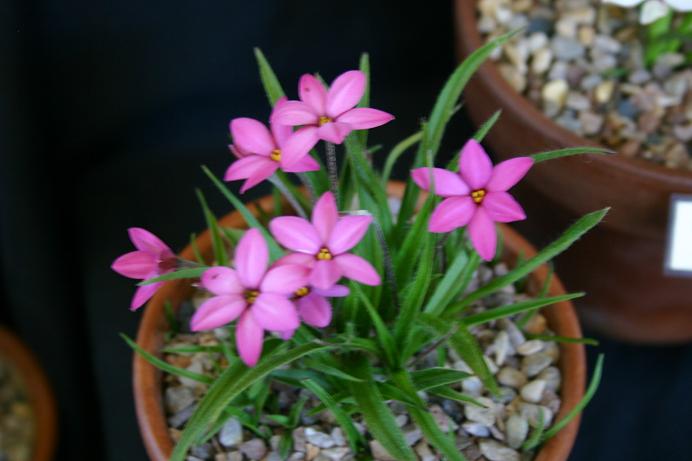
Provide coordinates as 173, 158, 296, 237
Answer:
454, 0, 692, 343
133, 184, 586, 461
0, 327, 57, 461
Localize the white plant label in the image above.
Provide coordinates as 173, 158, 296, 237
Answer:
665, 195, 692, 276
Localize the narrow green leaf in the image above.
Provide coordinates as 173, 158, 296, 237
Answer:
521, 405, 546, 451
460, 293, 585, 326
189, 233, 205, 264
196, 189, 228, 266
526, 334, 599, 346
531, 146, 614, 163
358, 53, 371, 147
164, 300, 180, 334
410, 367, 472, 391
354, 285, 397, 368
162, 345, 223, 355
424, 250, 471, 315
446, 110, 502, 170
138, 267, 208, 286
253, 48, 285, 105
303, 360, 364, 383
382, 131, 423, 185
428, 386, 487, 408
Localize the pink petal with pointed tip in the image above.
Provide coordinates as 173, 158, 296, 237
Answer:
269, 217, 322, 254
235, 229, 268, 288
483, 192, 526, 223
317, 122, 352, 144
299, 74, 328, 114
327, 215, 372, 254
271, 100, 319, 126
260, 264, 309, 295
251, 293, 300, 331
429, 196, 476, 233
297, 294, 332, 328
224, 155, 276, 182
326, 70, 366, 118
334, 254, 381, 286
236, 311, 264, 367
459, 139, 493, 190
313, 284, 349, 297
310, 260, 342, 290
130, 282, 162, 311
411, 168, 470, 197
190, 295, 245, 331
280, 127, 319, 167
270, 97, 292, 146
312, 192, 339, 243
468, 207, 497, 261
201, 266, 244, 295
240, 163, 278, 193
128, 228, 171, 255
230, 118, 275, 156
274, 252, 315, 269
486, 157, 533, 192
283, 154, 320, 173
112, 251, 156, 279
336, 108, 394, 130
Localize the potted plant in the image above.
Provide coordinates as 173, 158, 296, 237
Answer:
0, 326, 57, 461
455, 0, 692, 343
115, 38, 606, 461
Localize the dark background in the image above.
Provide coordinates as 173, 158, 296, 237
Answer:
1, 1, 690, 460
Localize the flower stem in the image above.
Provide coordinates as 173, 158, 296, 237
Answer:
269, 175, 308, 219
325, 142, 339, 205
371, 218, 399, 313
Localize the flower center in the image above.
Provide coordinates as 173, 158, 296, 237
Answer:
244, 290, 260, 304
316, 247, 333, 261
157, 256, 177, 273
471, 189, 486, 204
294, 286, 310, 298
270, 149, 282, 162
318, 116, 332, 126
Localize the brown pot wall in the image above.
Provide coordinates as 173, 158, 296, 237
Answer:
133, 184, 586, 461
0, 327, 58, 461
454, 0, 692, 343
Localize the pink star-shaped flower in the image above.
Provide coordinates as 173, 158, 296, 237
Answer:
270, 70, 394, 145
411, 140, 533, 261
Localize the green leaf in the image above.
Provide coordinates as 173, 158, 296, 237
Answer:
526, 333, 599, 346
189, 233, 205, 264
531, 146, 614, 163
521, 405, 546, 451
354, 285, 397, 368
161, 345, 223, 355
358, 52, 371, 147
171, 343, 333, 461
303, 360, 364, 383
382, 130, 423, 185
253, 48, 285, 106
428, 386, 487, 408
410, 367, 472, 391
196, 189, 228, 266
121, 334, 212, 384
138, 267, 208, 286
446, 110, 502, 170
450, 208, 609, 314
201, 165, 284, 260
424, 250, 474, 315
460, 293, 585, 326
394, 194, 435, 284
302, 379, 364, 453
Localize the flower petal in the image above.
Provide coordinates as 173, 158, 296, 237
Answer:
112, 251, 156, 279
201, 266, 244, 295
483, 192, 526, 223
328, 215, 372, 254
260, 264, 310, 295
278, 329, 296, 340
429, 197, 476, 233
230, 118, 275, 156
224, 155, 275, 182
486, 157, 533, 192
310, 260, 342, 290
317, 122, 352, 144
240, 164, 278, 193
468, 207, 497, 262
326, 70, 366, 118
128, 228, 171, 255
130, 282, 162, 311
459, 139, 493, 190
336, 108, 394, 130
269, 217, 322, 254
299, 74, 328, 114
312, 284, 350, 297
190, 295, 245, 331
283, 154, 320, 173
274, 252, 315, 268
334, 254, 381, 286
235, 228, 268, 288
236, 311, 264, 367
271, 100, 319, 126
297, 294, 332, 328
270, 97, 293, 146
411, 168, 470, 197
251, 293, 300, 331
312, 192, 339, 243
280, 127, 320, 168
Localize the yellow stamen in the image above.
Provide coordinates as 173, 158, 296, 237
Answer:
471, 189, 486, 204
318, 116, 332, 126
295, 286, 310, 298
270, 149, 282, 162
316, 247, 333, 261
245, 290, 260, 304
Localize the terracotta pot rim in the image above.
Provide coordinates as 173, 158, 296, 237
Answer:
133, 184, 586, 461
455, 0, 692, 190
0, 326, 58, 461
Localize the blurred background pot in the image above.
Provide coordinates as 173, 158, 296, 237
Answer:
455, 0, 692, 343
132, 185, 586, 461
0, 326, 57, 461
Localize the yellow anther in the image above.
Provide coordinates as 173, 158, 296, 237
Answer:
245, 290, 260, 304
316, 247, 333, 261
318, 116, 332, 126
471, 189, 487, 204
270, 149, 282, 162
295, 286, 310, 297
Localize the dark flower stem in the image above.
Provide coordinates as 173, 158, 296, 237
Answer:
325, 142, 339, 205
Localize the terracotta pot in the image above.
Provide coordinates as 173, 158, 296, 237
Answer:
0, 326, 57, 461
133, 184, 586, 461
454, 0, 692, 343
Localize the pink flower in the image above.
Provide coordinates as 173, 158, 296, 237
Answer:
225, 98, 320, 193
111, 228, 177, 311
276, 284, 350, 340
270, 70, 394, 145
190, 229, 309, 367
411, 139, 533, 261
269, 192, 381, 290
